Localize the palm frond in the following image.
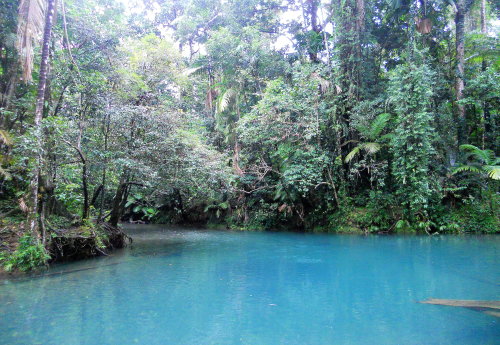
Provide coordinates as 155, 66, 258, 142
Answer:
216, 88, 237, 114
484, 150, 496, 165
0, 166, 12, 180
380, 133, 395, 142
452, 165, 482, 175
182, 66, 205, 77
345, 146, 361, 163
362, 142, 381, 154
16, 0, 46, 82
0, 130, 13, 146
458, 144, 481, 153
459, 144, 488, 162
368, 113, 391, 140
483, 165, 500, 180
310, 72, 330, 94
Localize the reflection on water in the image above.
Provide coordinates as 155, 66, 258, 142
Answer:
0, 225, 498, 345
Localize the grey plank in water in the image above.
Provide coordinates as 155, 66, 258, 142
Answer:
419, 299, 500, 309
419, 299, 500, 317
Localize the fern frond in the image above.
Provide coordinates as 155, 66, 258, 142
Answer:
345, 146, 361, 163
16, 0, 46, 82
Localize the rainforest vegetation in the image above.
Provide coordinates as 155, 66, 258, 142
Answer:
0, 0, 498, 271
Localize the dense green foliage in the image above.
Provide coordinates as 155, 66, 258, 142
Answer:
0, 0, 498, 256
1, 234, 50, 271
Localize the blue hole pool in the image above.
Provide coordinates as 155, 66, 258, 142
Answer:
1, 225, 498, 344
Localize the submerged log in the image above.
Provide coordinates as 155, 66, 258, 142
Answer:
419, 299, 500, 317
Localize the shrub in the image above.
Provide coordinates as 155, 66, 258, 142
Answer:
3, 235, 50, 272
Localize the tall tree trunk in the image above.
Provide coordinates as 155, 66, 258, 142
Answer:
98, 108, 111, 220
355, 0, 365, 32
308, 0, 320, 62
28, 0, 55, 240
80, 150, 89, 219
480, 0, 487, 34
454, 0, 473, 146
480, 0, 491, 143
355, 0, 365, 100
77, 105, 89, 219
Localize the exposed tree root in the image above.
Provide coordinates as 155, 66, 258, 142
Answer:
50, 223, 130, 262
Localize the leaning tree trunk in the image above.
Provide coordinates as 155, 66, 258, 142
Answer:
28, 0, 55, 240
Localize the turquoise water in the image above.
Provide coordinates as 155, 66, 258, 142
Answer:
0, 226, 499, 345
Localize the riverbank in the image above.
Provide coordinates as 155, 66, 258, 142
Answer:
0, 219, 128, 273
2, 199, 498, 273
152, 194, 499, 235
200, 201, 500, 234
